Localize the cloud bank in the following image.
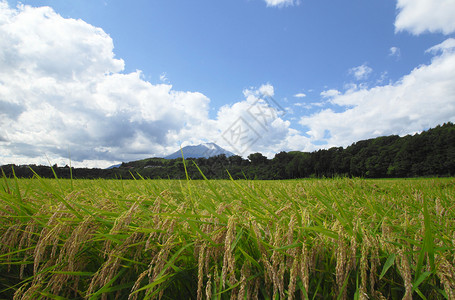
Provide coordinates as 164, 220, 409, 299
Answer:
299, 1, 455, 148
395, 0, 455, 35
0, 3, 212, 167
300, 39, 455, 147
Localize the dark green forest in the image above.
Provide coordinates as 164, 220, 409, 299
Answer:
3, 122, 455, 179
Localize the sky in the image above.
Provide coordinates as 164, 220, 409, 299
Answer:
1, 0, 455, 168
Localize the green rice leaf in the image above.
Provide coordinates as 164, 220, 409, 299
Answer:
412, 271, 431, 292
379, 253, 396, 280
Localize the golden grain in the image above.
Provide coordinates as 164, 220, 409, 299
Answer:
397, 248, 413, 300
197, 243, 206, 300
205, 273, 213, 300
287, 255, 299, 300
359, 242, 368, 300
222, 215, 237, 288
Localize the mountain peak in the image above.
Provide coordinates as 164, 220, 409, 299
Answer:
201, 142, 217, 150
164, 143, 235, 159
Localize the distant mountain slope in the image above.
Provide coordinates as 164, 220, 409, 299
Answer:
106, 164, 121, 169
164, 143, 235, 159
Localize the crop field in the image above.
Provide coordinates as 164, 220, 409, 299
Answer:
0, 175, 454, 299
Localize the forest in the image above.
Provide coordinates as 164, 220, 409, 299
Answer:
2, 122, 454, 179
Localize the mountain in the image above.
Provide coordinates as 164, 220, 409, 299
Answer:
105, 164, 121, 169
164, 143, 235, 159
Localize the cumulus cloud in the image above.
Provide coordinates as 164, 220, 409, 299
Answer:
300, 38, 455, 147
294, 93, 306, 98
257, 83, 275, 97
263, 0, 298, 8
349, 63, 373, 81
0, 2, 212, 167
395, 0, 455, 35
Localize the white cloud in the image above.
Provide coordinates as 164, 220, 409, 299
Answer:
349, 63, 373, 81
294, 101, 325, 110
294, 93, 306, 98
395, 0, 455, 35
377, 71, 389, 85
264, 0, 298, 8
159, 72, 169, 83
300, 38, 455, 147
0, 2, 212, 167
389, 46, 401, 58
258, 83, 275, 97
426, 38, 455, 54
320, 89, 340, 98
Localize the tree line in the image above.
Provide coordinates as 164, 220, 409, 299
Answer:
2, 122, 455, 179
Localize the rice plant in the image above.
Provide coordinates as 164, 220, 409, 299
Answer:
0, 172, 454, 299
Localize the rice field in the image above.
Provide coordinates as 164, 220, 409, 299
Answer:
0, 174, 454, 299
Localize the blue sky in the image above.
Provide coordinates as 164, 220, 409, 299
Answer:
1, 0, 455, 167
